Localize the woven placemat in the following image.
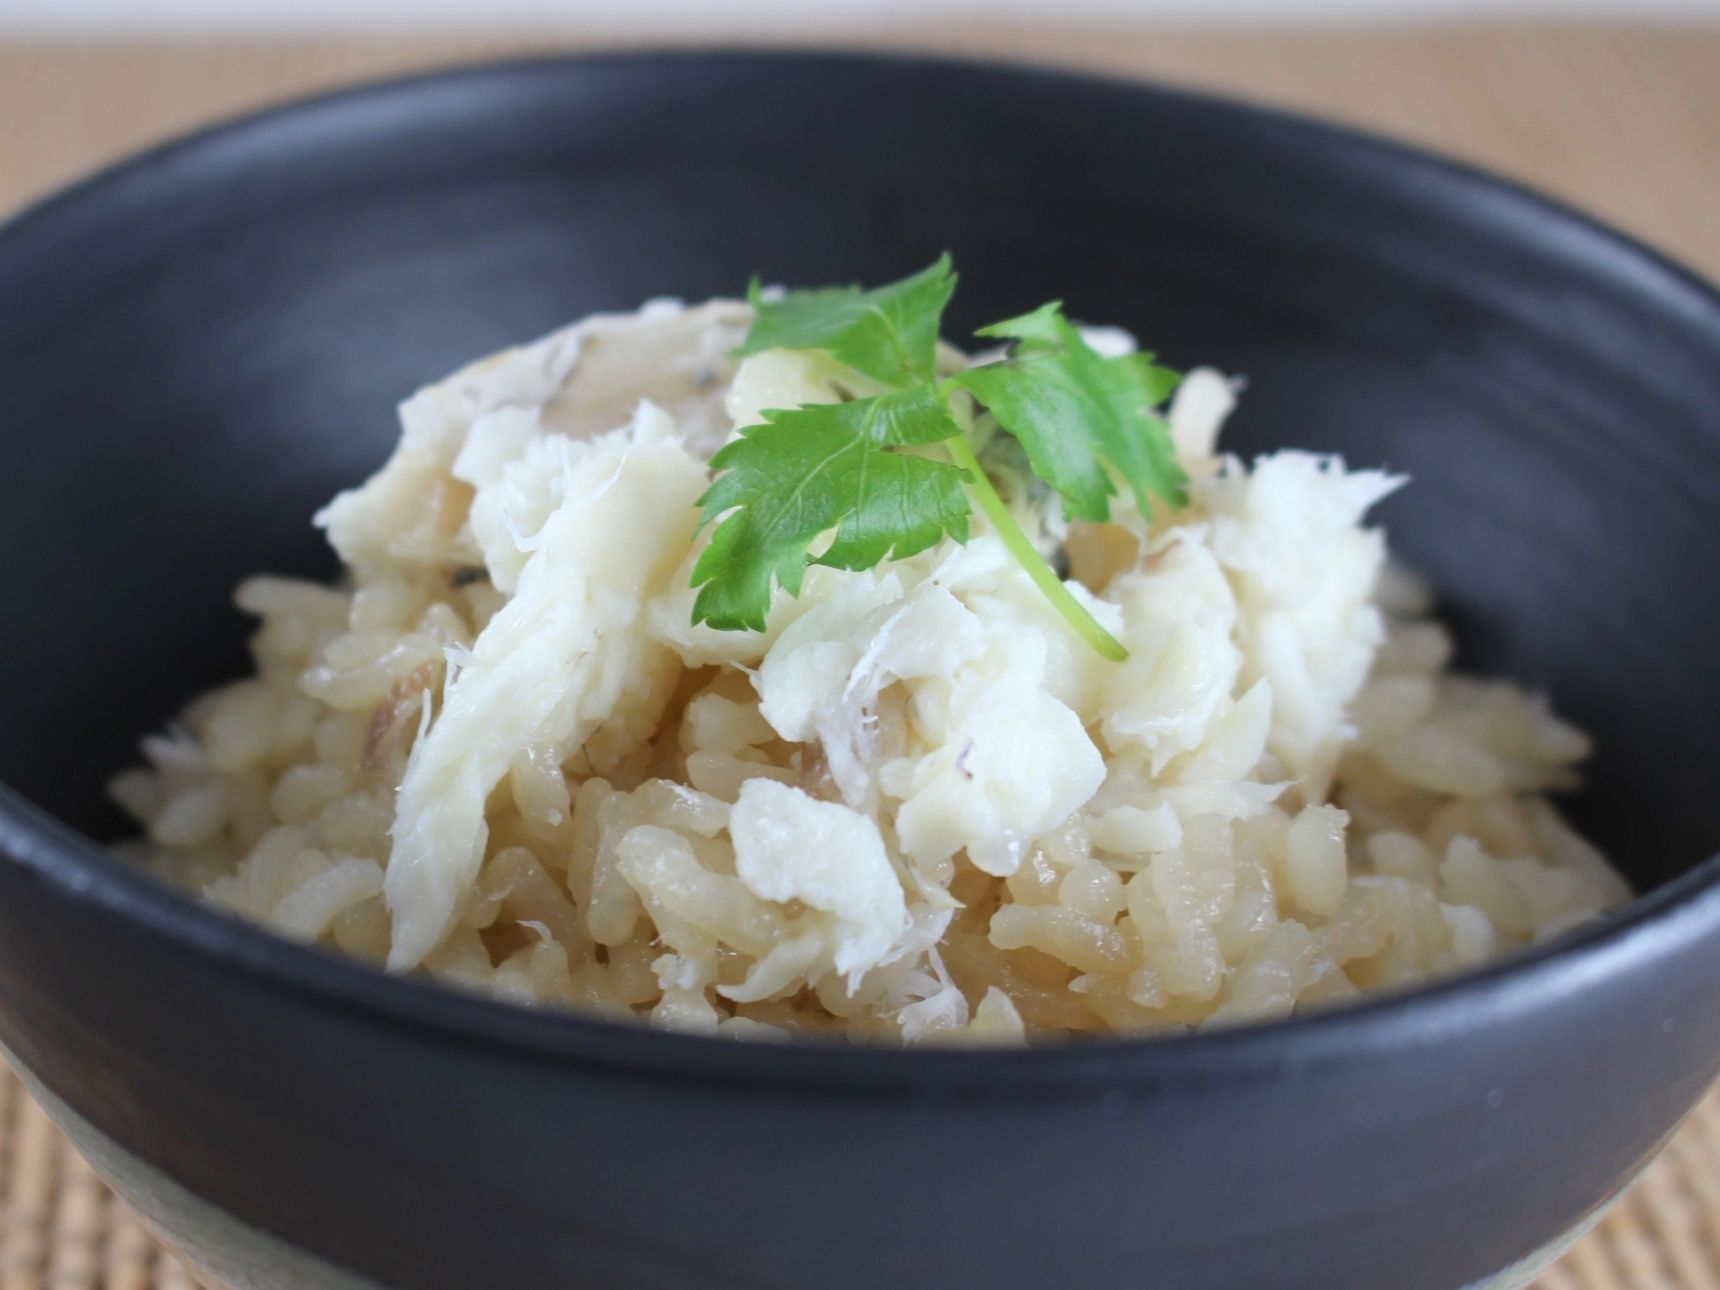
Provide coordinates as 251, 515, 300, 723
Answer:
0, 24, 1717, 1288
0, 1062, 1715, 1289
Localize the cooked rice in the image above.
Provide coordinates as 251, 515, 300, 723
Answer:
111, 298, 1629, 1043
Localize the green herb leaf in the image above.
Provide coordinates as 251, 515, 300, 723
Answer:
696, 258, 1189, 660
690, 386, 971, 631
738, 254, 957, 388
974, 300, 1066, 349
959, 304, 1187, 521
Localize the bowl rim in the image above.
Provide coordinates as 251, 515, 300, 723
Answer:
3, 46, 1719, 1096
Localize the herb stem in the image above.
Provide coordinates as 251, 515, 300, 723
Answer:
942, 433, 1129, 662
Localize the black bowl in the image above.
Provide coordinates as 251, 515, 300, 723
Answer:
1, 51, 1717, 1290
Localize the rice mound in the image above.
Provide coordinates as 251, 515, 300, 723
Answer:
111, 298, 1629, 1043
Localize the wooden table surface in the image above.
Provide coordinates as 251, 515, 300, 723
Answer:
4, 24, 1720, 279
0, 24, 1717, 1290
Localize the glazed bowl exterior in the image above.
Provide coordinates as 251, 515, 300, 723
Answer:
0, 52, 1717, 1290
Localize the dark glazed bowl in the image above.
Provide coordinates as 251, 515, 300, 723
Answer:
0, 51, 1717, 1290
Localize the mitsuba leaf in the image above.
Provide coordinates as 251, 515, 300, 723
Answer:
690, 386, 971, 631
958, 304, 1187, 520
739, 254, 957, 388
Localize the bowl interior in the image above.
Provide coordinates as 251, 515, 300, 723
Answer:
1, 52, 1716, 897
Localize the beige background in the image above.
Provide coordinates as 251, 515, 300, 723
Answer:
0, 25, 1718, 1289
4, 26, 1720, 280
